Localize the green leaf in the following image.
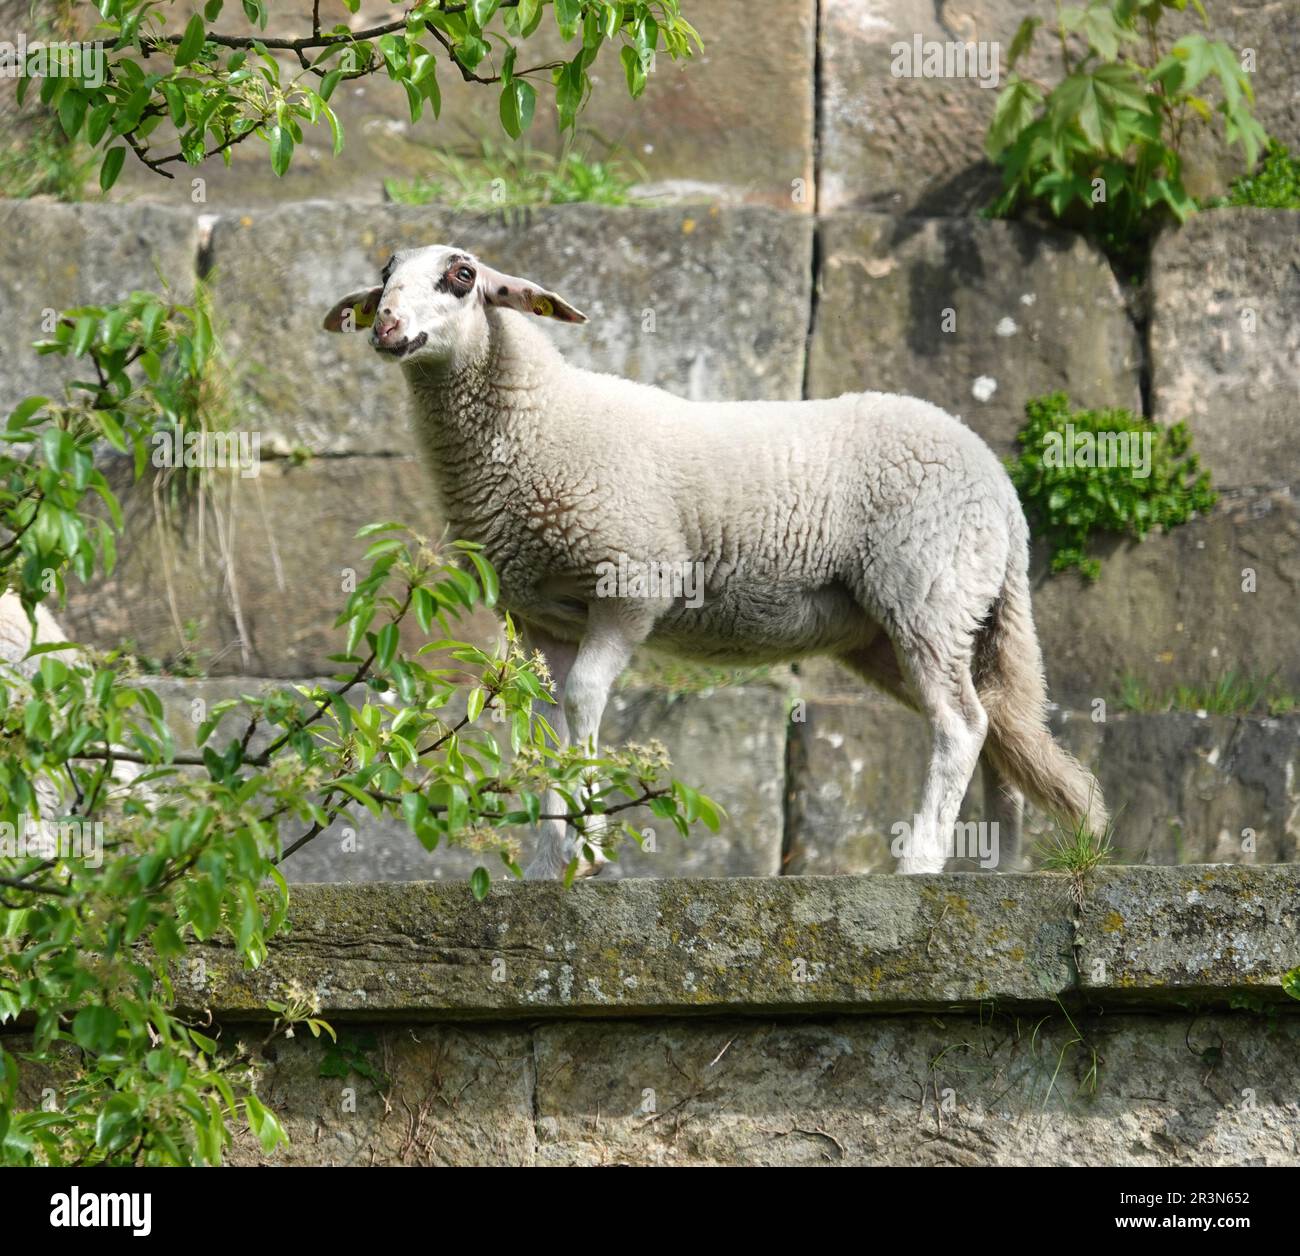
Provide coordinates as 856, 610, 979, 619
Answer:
94, 1094, 139, 1150
516, 0, 542, 37
470, 866, 491, 900
8, 395, 48, 428
86, 101, 114, 146
465, 551, 499, 607
554, 58, 584, 128
1007, 17, 1040, 69
175, 13, 207, 68
269, 124, 294, 176
375, 621, 399, 670
43, 426, 75, 469
71, 314, 97, 357
466, 686, 486, 722
401, 791, 428, 831
58, 89, 86, 140
499, 78, 536, 138
73, 1005, 122, 1053
245, 1094, 287, 1152
985, 77, 1042, 159
99, 146, 126, 192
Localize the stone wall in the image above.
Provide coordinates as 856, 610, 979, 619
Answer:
0, 1, 1296, 882
55, 0, 1291, 213
155, 868, 1299, 1166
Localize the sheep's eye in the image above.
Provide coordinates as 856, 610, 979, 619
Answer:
455, 266, 475, 285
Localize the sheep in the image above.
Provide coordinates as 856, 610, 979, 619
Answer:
1, 592, 152, 865
323, 245, 1108, 880
0, 591, 68, 680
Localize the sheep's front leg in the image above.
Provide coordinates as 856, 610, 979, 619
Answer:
525, 616, 639, 880
519, 624, 577, 881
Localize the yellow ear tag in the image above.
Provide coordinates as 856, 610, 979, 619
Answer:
354, 303, 376, 330
532, 296, 553, 317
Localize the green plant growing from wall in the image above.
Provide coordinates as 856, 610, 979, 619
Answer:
0, 111, 100, 201
1118, 671, 1297, 717
20, 0, 699, 191
985, 0, 1266, 264
384, 136, 644, 211
1006, 392, 1216, 580
1203, 139, 1300, 209
0, 292, 719, 1164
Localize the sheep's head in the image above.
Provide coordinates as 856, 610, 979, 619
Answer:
322, 244, 587, 364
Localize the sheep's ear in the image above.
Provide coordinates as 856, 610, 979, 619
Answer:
478, 264, 587, 324
323, 286, 383, 332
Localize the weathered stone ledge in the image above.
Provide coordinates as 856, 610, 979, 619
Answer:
194, 865, 1300, 1022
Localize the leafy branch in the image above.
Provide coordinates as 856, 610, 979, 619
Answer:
0, 290, 721, 1165
985, 0, 1266, 263
30, 0, 700, 185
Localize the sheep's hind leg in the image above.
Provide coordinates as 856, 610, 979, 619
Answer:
897, 646, 989, 875
841, 638, 1010, 871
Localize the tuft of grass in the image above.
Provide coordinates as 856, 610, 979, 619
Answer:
384, 138, 644, 212
1117, 671, 1297, 717
1037, 819, 1115, 878
1204, 140, 1300, 210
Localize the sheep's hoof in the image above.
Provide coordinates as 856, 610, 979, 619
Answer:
571, 844, 608, 880
896, 859, 946, 875
522, 843, 607, 881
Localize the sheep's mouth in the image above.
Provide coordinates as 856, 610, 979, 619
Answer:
374, 331, 428, 358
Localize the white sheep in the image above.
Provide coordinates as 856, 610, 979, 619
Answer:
1, 592, 153, 861
0, 593, 82, 854
324, 246, 1108, 879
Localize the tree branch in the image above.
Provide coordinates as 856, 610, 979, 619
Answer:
142, 2, 522, 56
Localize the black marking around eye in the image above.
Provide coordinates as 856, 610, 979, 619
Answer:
436, 254, 475, 298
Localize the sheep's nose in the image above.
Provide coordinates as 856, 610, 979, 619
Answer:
373, 310, 400, 340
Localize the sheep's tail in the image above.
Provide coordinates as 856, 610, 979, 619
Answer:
973, 542, 1109, 841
